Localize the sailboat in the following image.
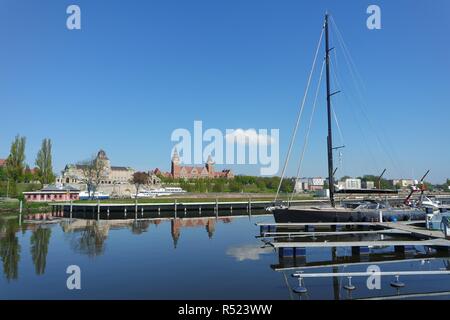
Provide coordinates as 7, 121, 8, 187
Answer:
272, 14, 426, 223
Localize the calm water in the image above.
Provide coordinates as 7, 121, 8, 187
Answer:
1, 212, 450, 300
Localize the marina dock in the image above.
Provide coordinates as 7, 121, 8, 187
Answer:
50, 199, 327, 219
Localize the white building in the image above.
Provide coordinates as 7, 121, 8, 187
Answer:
55, 150, 161, 197
56, 150, 135, 185
362, 180, 375, 189
294, 177, 325, 192
338, 178, 362, 190
391, 179, 416, 188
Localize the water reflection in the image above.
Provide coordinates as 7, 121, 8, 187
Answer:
226, 244, 273, 261
171, 217, 232, 248
2, 212, 450, 299
269, 232, 450, 300
30, 226, 51, 275
0, 218, 21, 281
66, 220, 109, 257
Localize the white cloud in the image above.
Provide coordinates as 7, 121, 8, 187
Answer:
225, 129, 275, 146
226, 244, 273, 262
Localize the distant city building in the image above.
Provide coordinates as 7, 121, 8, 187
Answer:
56, 150, 135, 185
169, 148, 234, 179
0, 159, 6, 169
55, 150, 161, 198
23, 184, 80, 202
390, 179, 416, 188
362, 180, 375, 189
338, 178, 362, 190
294, 177, 325, 192
294, 179, 308, 193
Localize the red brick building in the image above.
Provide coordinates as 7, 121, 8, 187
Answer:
169, 148, 233, 179
23, 185, 80, 202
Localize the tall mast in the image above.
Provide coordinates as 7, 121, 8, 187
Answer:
325, 13, 335, 207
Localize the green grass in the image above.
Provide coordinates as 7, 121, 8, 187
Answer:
0, 199, 51, 214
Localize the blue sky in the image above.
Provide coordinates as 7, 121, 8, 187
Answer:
0, 0, 449, 183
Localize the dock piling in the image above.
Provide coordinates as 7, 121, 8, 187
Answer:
215, 198, 219, 214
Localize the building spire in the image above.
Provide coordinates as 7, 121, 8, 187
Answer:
172, 148, 180, 164
206, 155, 214, 165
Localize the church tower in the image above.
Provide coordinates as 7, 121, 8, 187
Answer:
97, 149, 111, 175
171, 148, 181, 178
205, 155, 215, 176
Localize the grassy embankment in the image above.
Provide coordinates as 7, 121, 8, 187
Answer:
73, 193, 314, 204
0, 199, 51, 215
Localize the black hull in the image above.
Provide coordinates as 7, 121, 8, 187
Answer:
273, 208, 426, 223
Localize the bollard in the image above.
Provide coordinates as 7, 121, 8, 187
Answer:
124, 207, 127, 218
141, 207, 144, 218
107, 207, 110, 220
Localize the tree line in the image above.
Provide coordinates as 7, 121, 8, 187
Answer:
0, 135, 55, 197
157, 175, 295, 194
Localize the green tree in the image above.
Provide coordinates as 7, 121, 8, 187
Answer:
212, 180, 225, 192
0, 167, 6, 181
35, 138, 55, 185
5, 135, 26, 183
23, 165, 35, 183
130, 171, 150, 198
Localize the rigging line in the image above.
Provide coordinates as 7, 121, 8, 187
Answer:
328, 57, 345, 145
275, 23, 325, 201
331, 103, 345, 145
328, 33, 398, 177
329, 58, 381, 174
330, 17, 405, 178
289, 60, 326, 202
329, 15, 367, 93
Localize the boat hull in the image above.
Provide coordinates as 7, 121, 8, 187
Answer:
273, 207, 426, 223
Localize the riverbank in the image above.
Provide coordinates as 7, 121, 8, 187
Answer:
0, 193, 313, 215
0, 198, 52, 215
